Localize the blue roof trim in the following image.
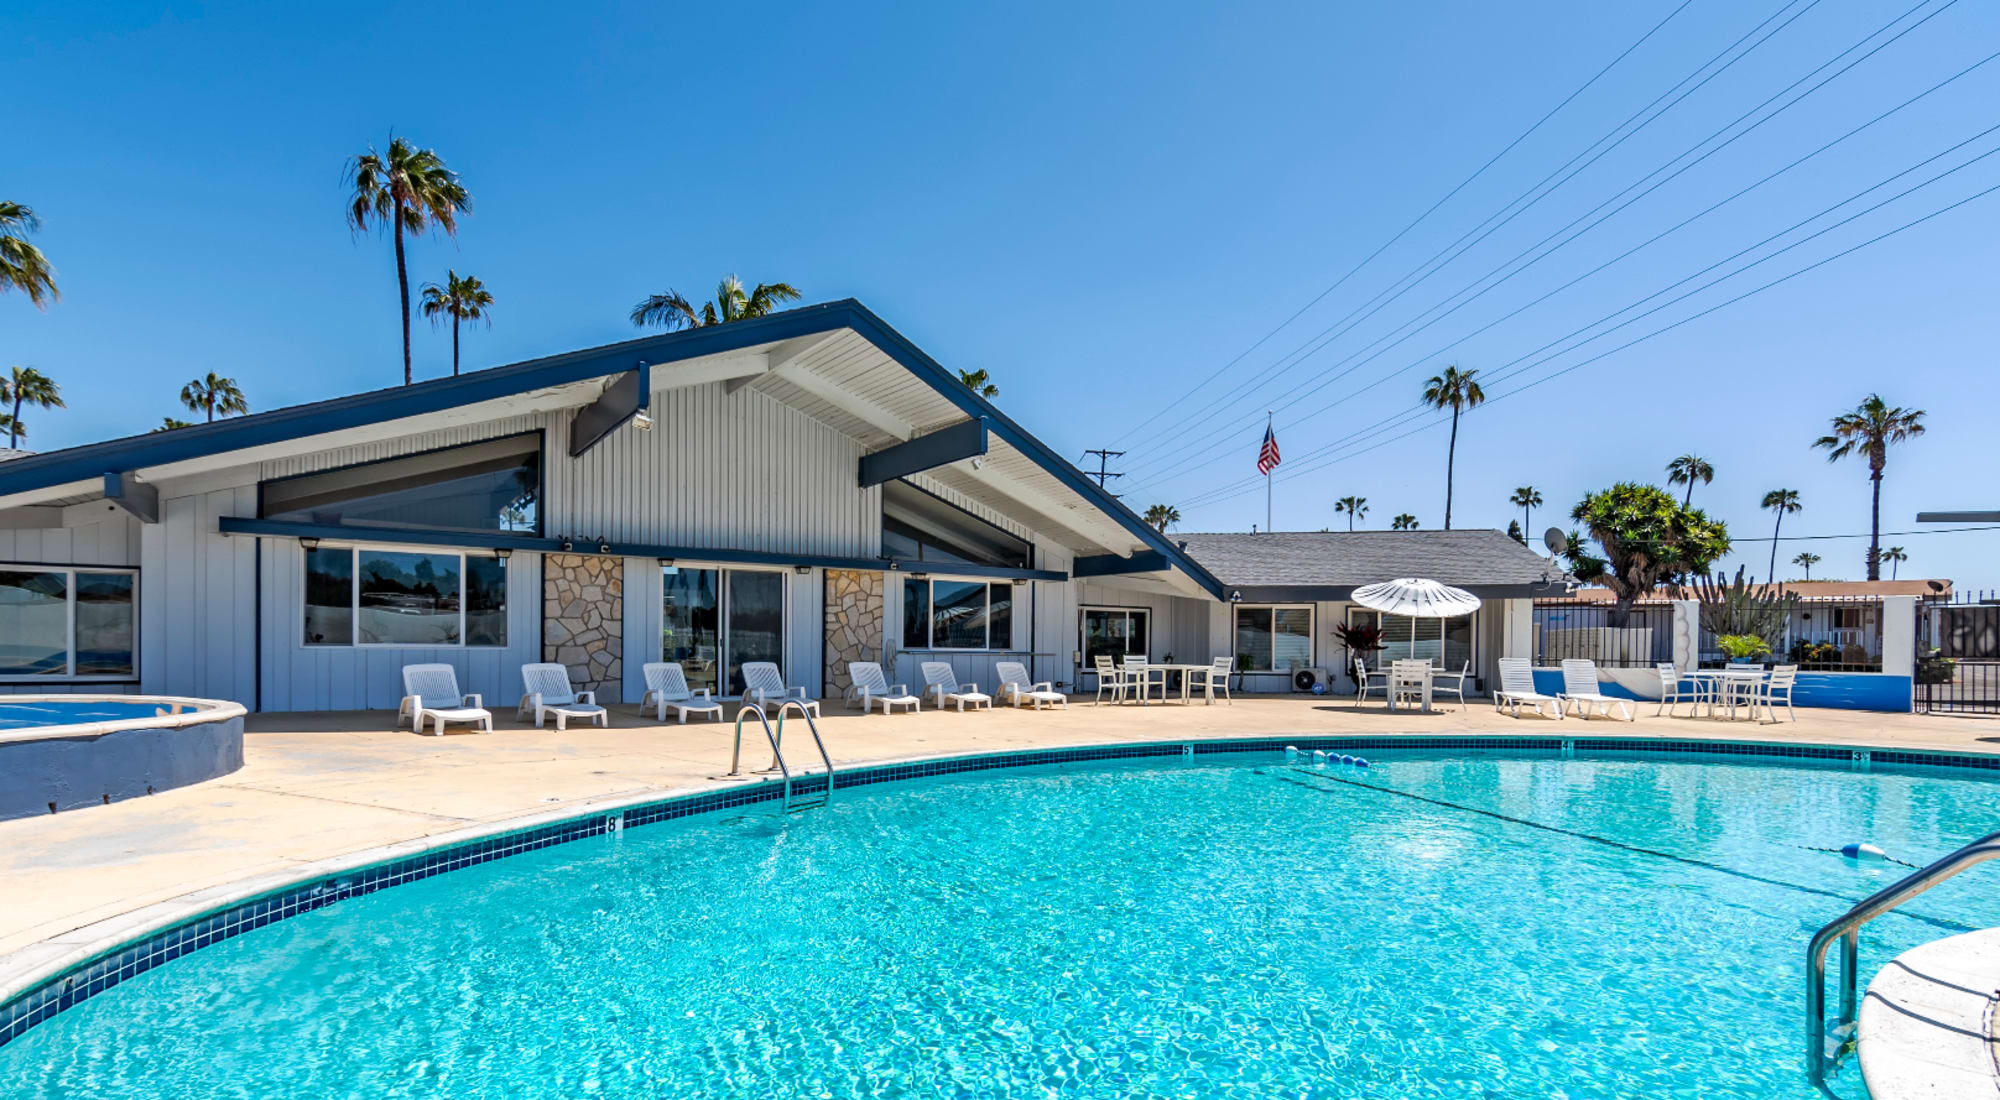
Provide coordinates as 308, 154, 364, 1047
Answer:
2, 299, 1223, 599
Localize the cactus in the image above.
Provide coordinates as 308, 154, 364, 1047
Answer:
1693, 566, 1796, 652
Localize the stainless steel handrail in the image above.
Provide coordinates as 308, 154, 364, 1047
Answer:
1805, 829, 2000, 1083
772, 700, 835, 808
717, 704, 796, 806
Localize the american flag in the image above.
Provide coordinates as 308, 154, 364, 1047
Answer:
1257, 424, 1281, 475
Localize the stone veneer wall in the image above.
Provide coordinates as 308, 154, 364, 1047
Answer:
823, 569, 884, 699
543, 554, 624, 703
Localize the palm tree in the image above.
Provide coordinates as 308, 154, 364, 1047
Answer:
1509, 486, 1542, 538
1665, 454, 1715, 508
419, 270, 494, 377
1392, 513, 1419, 530
179, 373, 249, 423
1143, 503, 1180, 532
0, 366, 63, 449
154, 417, 193, 432
1759, 489, 1802, 584
0, 202, 57, 309
0, 414, 20, 446
1334, 495, 1368, 531
1813, 394, 1926, 580
1881, 546, 1908, 580
1792, 551, 1821, 580
1421, 366, 1483, 529
630, 275, 800, 330
346, 138, 471, 386
958, 369, 999, 399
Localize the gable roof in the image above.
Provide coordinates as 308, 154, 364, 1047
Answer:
0, 300, 1224, 599
1175, 529, 1559, 600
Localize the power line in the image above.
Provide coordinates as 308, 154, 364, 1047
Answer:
1106, 0, 1697, 449
1736, 526, 2000, 542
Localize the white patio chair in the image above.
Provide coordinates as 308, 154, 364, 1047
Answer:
996, 661, 1066, 709
1493, 657, 1562, 721
1430, 661, 1471, 711
922, 661, 993, 711
1092, 654, 1131, 705
1352, 657, 1384, 709
641, 661, 722, 724
1193, 656, 1232, 704
847, 661, 921, 715
1756, 664, 1799, 723
1389, 659, 1431, 711
517, 663, 608, 730
741, 661, 820, 717
1559, 659, 1634, 721
399, 663, 493, 736
1122, 657, 1166, 705
1655, 662, 1701, 718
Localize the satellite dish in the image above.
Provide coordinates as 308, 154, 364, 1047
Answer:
1542, 527, 1569, 555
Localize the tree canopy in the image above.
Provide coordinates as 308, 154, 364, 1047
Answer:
1562, 482, 1730, 621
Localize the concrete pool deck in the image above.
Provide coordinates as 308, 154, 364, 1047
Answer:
4, 694, 1999, 1089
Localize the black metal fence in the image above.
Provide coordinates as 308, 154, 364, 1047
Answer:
1694, 595, 1886, 672
1532, 600, 1673, 668
1918, 595, 2000, 714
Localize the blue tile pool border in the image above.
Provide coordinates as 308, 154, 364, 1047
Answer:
2, 733, 1995, 1049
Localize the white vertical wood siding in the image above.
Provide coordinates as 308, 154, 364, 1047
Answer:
139, 480, 258, 705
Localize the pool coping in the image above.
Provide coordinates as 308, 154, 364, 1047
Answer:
1860, 928, 2000, 1100
0, 695, 245, 746
3, 730, 1997, 1053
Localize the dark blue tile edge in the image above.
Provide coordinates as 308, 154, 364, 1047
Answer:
1, 733, 1993, 1049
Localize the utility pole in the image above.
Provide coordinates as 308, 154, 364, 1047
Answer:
1081, 449, 1125, 496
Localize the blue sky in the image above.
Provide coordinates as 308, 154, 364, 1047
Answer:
7, 1, 1997, 586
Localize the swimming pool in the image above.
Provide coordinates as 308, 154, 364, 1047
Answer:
0, 694, 244, 819
1, 748, 1993, 1097
0, 699, 180, 730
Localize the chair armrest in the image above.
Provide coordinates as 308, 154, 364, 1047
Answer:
891, 683, 910, 696
1031, 681, 1054, 693
961, 682, 979, 694
523, 693, 543, 709
463, 694, 483, 707
694, 688, 713, 700
578, 690, 596, 705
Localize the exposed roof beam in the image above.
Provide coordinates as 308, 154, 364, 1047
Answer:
859, 419, 988, 488
568, 361, 651, 458
950, 461, 1136, 554
1073, 550, 1167, 577
726, 331, 842, 396
771, 362, 915, 441
655, 351, 771, 394
103, 472, 159, 523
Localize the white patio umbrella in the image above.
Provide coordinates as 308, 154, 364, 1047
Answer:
1350, 578, 1482, 618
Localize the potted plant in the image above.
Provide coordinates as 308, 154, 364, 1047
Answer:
1717, 634, 1771, 665
1333, 622, 1385, 693
1233, 652, 1253, 692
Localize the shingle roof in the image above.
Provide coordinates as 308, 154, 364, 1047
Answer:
1173, 529, 1556, 595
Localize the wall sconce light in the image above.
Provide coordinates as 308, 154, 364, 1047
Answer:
494, 547, 513, 561
887, 560, 900, 571
1230, 589, 1243, 603
631, 409, 655, 432
597, 538, 612, 554
658, 557, 675, 569
969, 455, 985, 471
793, 565, 811, 576
299, 536, 320, 552
1011, 576, 1029, 586
559, 537, 575, 552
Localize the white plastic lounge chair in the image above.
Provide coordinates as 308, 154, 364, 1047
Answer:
741, 661, 819, 717
1092, 655, 1131, 705
641, 662, 722, 723
1655, 662, 1701, 717
1493, 657, 1562, 721
921, 662, 992, 711
517, 663, 608, 730
847, 661, 921, 715
996, 661, 1066, 709
1755, 664, 1799, 723
1430, 661, 1471, 711
399, 664, 493, 736
1194, 656, 1232, 704
1560, 659, 1634, 721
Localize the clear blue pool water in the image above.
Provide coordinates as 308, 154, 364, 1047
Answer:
3, 751, 1996, 1098
0, 700, 172, 730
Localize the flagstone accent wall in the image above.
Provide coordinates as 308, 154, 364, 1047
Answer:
544, 553, 624, 702
823, 569, 884, 698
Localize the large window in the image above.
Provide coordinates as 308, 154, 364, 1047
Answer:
660, 566, 788, 695
262, 433, 541, 535
1349, 609, 1474, 670
0, 566, 138, 680
303, 545, 507, 647
1234, 606, 1313, 672
904, 577, 1013, 650
1081, 607, 1149, 665
882, 480, 1030, 568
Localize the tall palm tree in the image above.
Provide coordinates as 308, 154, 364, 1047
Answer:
1813, 394, 1926, 580
0, 366, 63, 449
1665, 454, 1714, 508
1792, 551, 1821, 580
1509, 486, 1542, 538
958, 369, 999, 399
418, 270, 494, 377
1421, 366, 1483, 529
1334, 495, 1368, 531
1881, 546, 1908, 580
346, 138, 471, 386
1759, 489, 1802, 584
179, 373, 249, 423
1392, 513, 1419, 530
0, 202, 58, 309
629, 275, 800, 330
0, 414, 20, 446
1143, 503, 1180, 532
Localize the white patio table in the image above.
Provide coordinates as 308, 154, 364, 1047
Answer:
1129, 663, 1225, 705
1689, 668, 1769, 720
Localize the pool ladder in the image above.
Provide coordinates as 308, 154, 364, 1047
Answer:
717, 701, 835, 813
1804, 827, 2000, 1084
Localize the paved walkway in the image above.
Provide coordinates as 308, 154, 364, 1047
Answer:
3, 696, 1997, 998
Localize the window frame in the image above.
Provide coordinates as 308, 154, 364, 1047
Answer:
657, 562, 793, 697
0, 563, 141, 683
1345, 606, 1477, 670
1079, 605, 1152, 665
258, 429, 546, 537
903, 576, 1016, 652
299, 543, 510, 649
1232, 603, 1315, 673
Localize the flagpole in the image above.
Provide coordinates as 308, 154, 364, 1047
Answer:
1265, 410, 1273, 534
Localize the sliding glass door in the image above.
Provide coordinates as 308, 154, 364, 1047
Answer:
661, 568, 721, 694
661, 566, 785, 696
725, 570, 785, 695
